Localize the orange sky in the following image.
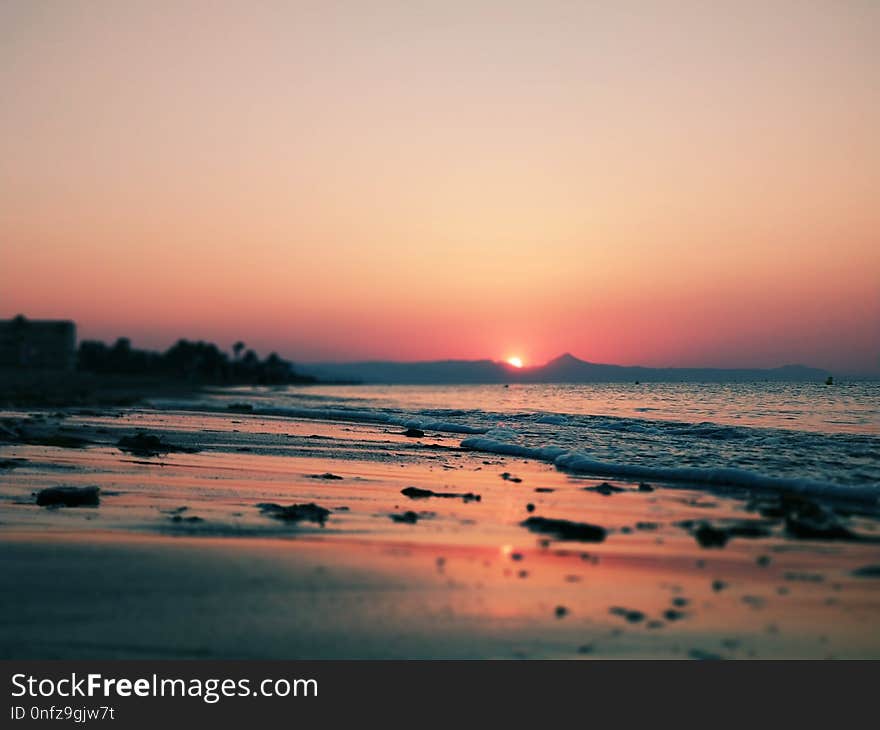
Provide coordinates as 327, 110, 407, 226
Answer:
2, 1, 878, 372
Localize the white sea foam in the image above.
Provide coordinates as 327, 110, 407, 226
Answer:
460, 437, 880, 501
160, 401, 489, 435
262, 406, 489, 434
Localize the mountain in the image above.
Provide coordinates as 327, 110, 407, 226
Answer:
299, 354, 830, 385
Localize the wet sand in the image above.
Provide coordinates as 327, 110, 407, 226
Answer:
1, 406, 879, 658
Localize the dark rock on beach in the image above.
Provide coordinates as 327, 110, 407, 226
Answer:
521, 516, 607, 543
663, 609, 687, 622
784, 513, 877, 542
610, 607, 645, 623
35, 485, 100, 507
0, 458, 27, 469
692, 523, 729, 548
117, 433, 197, 457
390, 511, 421, 524
400, 486, 480, 502
852, 565, 880, 578
309, 472, 344, 480
257, 502, 331, 526
585, 482, 626, 496
686, 520, 774, 548
402, 428, 425, 438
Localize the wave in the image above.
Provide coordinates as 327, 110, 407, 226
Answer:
152, 395, 879, 497
460, 437, 880, 502
160, 401, 488, 435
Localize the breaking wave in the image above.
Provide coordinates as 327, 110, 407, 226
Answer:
157, 384, 880, 501
460, 437, 879, 501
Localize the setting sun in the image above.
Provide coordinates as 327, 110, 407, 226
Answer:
506, 357, 524, 368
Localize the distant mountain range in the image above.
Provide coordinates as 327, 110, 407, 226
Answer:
300, 353, 831, 385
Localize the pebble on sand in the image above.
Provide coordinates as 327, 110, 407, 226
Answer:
36, 485, 100, 508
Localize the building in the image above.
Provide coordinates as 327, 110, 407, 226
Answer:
0, 316, 77, 370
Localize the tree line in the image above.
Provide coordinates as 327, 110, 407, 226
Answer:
77, 337, 317, 384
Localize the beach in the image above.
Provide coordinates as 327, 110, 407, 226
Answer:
2, 385, 879, 659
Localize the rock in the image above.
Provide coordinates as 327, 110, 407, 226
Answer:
785, 514, 875, 542
117, 433, 196, 457
500, 472, 522, 483
170, 515, 204, 523
585, 482, 626, 496
555, 605, 569, 619
693, 524, 729, 548
712, 579, 728, 592
402, 428, 425, 438
400, 486, 480, 502
36, 486, 100, 507
526, 503, 535, 513
0, 458, 27, 469
161, 506, 189, 515
308, 472, 344, 480
257, 502, 331, 526
610, 607, 644, 623
852, 565, 880, 578
687, 520, 774, 548
390, 511, 420, 524
521, 516, 606, 543
638, 482, 654, 492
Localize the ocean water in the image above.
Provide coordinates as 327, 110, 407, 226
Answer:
184, 381, 880, 499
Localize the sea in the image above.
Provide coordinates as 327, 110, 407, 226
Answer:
174, 381, 880, 500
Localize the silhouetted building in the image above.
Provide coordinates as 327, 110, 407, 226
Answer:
0, 316, 76, 370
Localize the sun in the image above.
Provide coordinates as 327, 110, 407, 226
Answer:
506, 356, 524, 368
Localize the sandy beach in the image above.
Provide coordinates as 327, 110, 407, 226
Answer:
2, 399, 879, 659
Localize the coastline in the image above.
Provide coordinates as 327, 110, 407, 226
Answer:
2, 400, 879, 659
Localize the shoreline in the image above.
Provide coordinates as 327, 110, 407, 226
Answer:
1, 401, 879, 659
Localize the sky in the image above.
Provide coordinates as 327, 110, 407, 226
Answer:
2, 1, 878, 373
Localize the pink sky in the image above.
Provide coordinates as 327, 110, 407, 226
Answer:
2, 1, 878, 372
